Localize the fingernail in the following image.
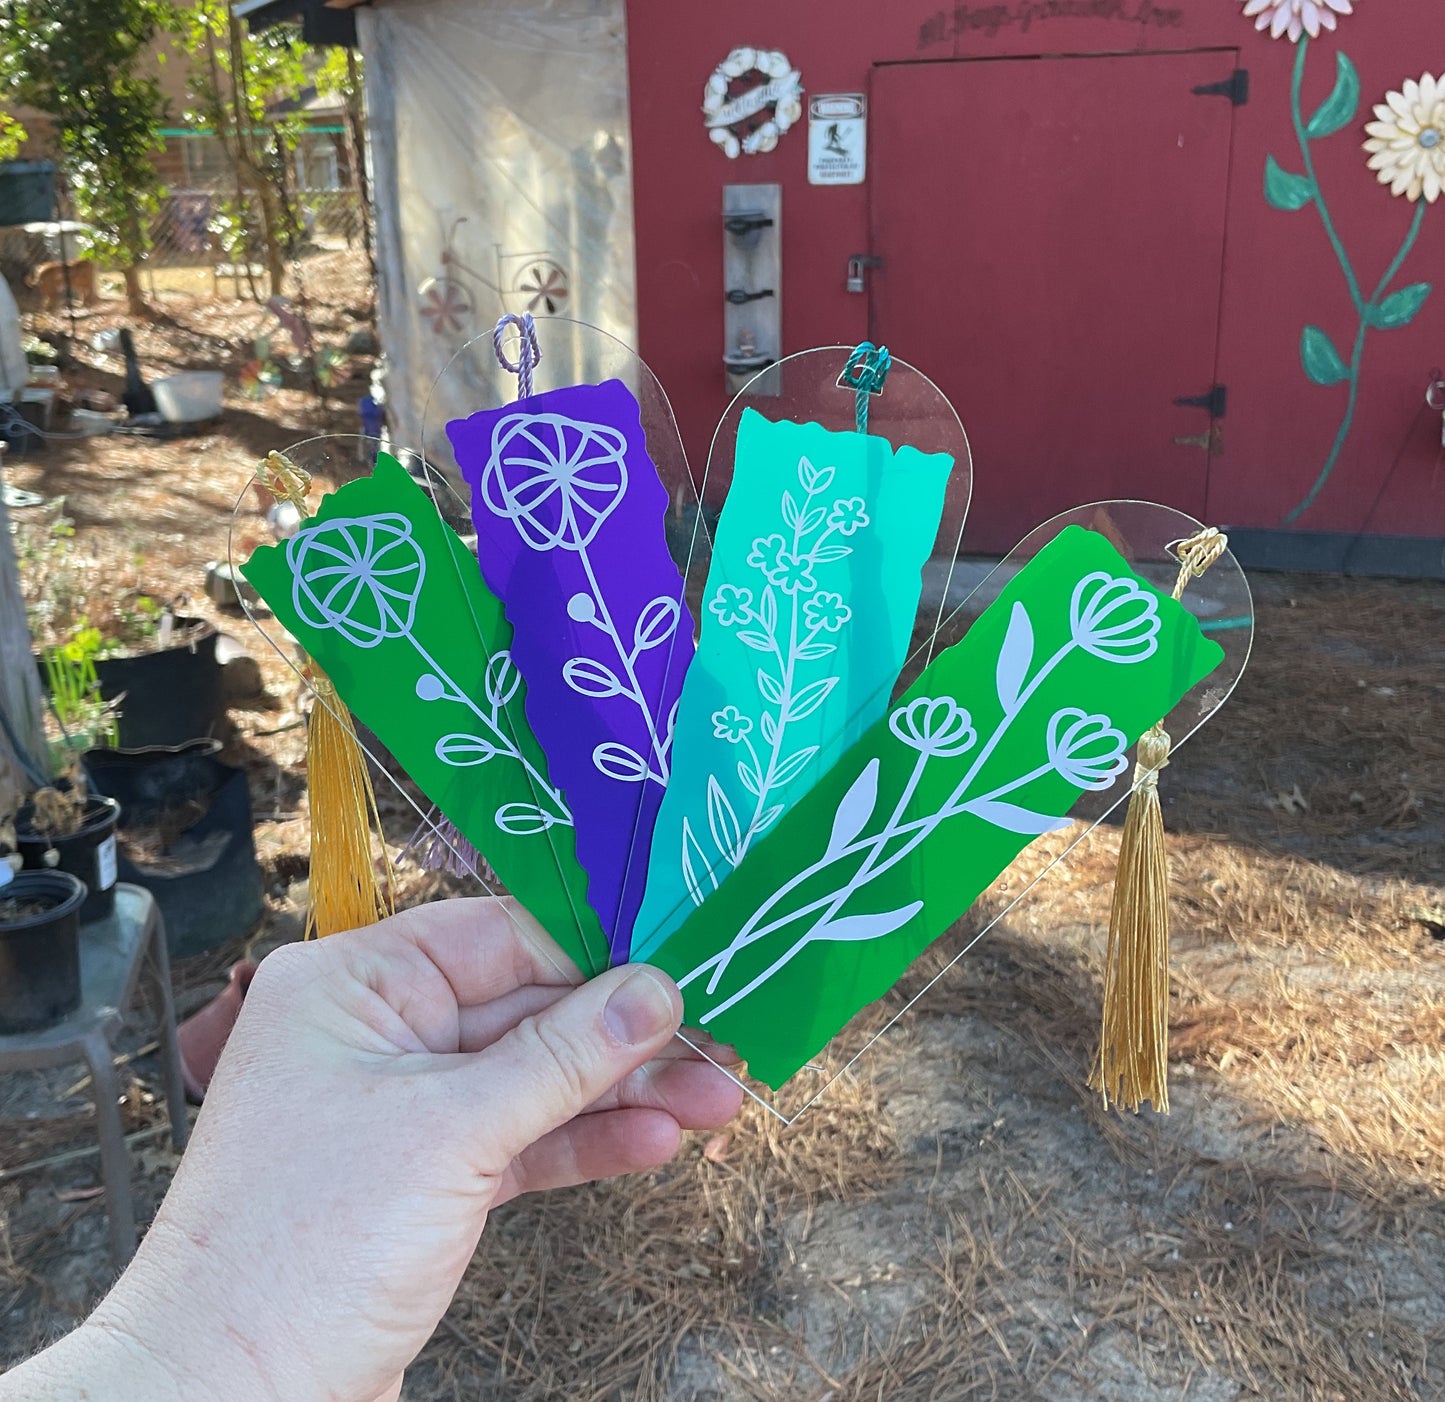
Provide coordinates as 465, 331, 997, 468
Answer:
604, 966, 678, 1046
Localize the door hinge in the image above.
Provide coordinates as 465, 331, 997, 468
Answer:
1174, 385, 1228, 419
1193, 69, 1249, 106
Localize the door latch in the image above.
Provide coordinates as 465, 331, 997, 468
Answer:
846, 254, 883, 294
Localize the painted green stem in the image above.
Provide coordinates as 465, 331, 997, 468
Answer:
1284, 38, 1430, 525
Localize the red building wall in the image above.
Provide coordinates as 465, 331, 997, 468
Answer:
626, 0, 1445, 564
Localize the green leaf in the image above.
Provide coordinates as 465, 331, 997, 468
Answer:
1306, 51, 1360, 139
1300, 326, 1350, 386
1368, 282, 1433, 330
1264, 154, 1315, 211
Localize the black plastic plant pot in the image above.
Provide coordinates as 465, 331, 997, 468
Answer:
15, 794, 120, 924
0, 870, 86, 1035
93, 617, 223, 749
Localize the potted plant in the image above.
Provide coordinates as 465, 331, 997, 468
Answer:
0, 865, 87, 1034
90, 595, 223, 749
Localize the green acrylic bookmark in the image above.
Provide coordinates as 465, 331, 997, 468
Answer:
241, 452, 609, 976
647, 526, 1225, 1088
631, 408, 952, 959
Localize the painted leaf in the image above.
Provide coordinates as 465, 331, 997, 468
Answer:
707, 774, 744, 866
961, 798, 1073, 835
495, 802, 557, 835
758, 586, 778, 633
825, 757, 879, 860
787, 676, 839, 722
799, 507, 827, 535
813, 902, 925, 945
436, 733, 499, 766
1264, 154, 1314, 211
593, 742, 651, 783
771, 745, 818, 787
736, 629, 774, 653
757, 669, 783, 704
633, 596, 681, 654
811, 544, 851, 564
761, 712, 779, 746
755, 803, 784, 831
1369, 283, 1432, 331
1305, 51, 1360, 140
737, 760, 762, 796
1300, 326, 1350, 386
681, 817, 716, 908
484, 651, 521, 710
795, 642, 837, 661
563, 656, 626, 699
781, 491, 801, 530
995, 601, 1033, 713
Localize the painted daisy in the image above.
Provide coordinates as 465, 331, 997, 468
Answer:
1364, 73, 1445, 204
1241, 0, 1352, 42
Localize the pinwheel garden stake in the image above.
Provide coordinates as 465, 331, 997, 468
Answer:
1090, 527, 1229, 1114
254, 452, 394, 939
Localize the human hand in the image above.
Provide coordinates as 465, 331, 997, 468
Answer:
18, 898, 742, 1402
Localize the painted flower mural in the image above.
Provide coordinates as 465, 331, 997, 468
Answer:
1365, 74, 1445, 204
1241, 0, 1353, 43
1256, 22, 1433, 523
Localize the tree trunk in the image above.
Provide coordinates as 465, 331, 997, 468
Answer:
123, 264, 146, 317
0, 486, 46, 816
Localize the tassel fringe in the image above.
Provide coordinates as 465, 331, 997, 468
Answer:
1089, 527, 1228, 1114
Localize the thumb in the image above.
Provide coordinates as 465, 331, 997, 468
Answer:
459, 963, 683, 1169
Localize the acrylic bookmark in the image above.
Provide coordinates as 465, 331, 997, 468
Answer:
646, 525, 1226, 1088
631, 405, 954, 959
241, 451, 609, 976
448, 378, 696, 962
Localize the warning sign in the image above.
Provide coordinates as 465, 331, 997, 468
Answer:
807, 93, 866, 186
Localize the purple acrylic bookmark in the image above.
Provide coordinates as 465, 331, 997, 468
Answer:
449, 375, 695, 963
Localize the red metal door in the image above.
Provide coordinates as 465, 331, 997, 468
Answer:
871, 52, 1237, 553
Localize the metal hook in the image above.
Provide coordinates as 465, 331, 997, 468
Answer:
837, 341, 892, 433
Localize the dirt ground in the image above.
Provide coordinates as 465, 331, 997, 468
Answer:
3, 266, 1445, 1400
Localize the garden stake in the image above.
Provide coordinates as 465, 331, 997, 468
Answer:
1090, 526, 1228, 1114
256, 451, 393, 938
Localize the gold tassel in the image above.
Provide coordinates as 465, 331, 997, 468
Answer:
256, 451, 394, 939
1090, 527, 1228, 1113
302, 670, 394, 939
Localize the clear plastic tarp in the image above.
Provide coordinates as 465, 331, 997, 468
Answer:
358, 0, 635, 464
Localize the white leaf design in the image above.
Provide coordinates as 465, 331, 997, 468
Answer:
436, 733, 498, 766
755, 803, 784, 831
810, 464, 836, 493
563, 656, 625, 698
593, 741, 651, 783
811, 544, 851, 564
795, 642, 837, 661
771, 745, 818, 786
787, 676, 838, 722
707, 774, 744, 866
813, 900, 923, 944
681, 817, 717, 908
758, 586, 778, 633
757, 669, 783, 704
737, 760, 761, 796
961, 798, 1072, 835
761, 713, 778, 746
798, 455, 819, 492
736, 629, 774, 653
798, 506, 827, 535
494, 802, 556, 835
633, 595, 681, 653
996, 601, 1034, 713
484, 650, 521, 710
781, 491, 800, 530
825, 757, 879, 860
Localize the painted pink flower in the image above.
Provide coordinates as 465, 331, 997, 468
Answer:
1241, 0, 1352, 42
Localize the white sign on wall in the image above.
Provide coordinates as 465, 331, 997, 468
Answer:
807, 93, 866, 186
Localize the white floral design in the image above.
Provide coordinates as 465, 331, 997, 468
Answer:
1365, 73, 1445, 204
287, 511, 570, 835
1241, 0, 1352, 42
678, 573, 1161, 1022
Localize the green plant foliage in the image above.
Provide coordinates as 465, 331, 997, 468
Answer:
1300, 326, 1351, 386
1264, 155, 1314, 211
1305, 51, 1360, 140
1368, 282, 1432, 330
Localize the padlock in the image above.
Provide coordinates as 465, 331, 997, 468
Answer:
846, 257, 865, 294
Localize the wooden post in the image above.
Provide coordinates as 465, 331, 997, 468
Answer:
0, 483, 45, 813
